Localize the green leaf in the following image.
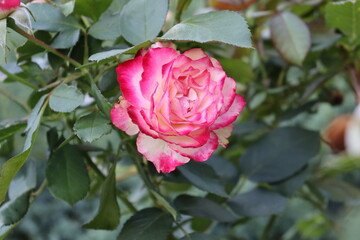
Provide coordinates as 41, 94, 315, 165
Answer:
149, 189, 179, 221
119, 0, 168, 45
74, 0, 113, 21
88, 0, 131, 40
174, 195, 237, 222
0, 190, 31, 226
179, 233, 219, 240
28, 3, 81, 31
178, 161, 228, 197
0, 123, 26, 143
9, 7, 32, 31
228, 188, 287, 217
217, 58, 253, 83
117, 208, 173, 240
325, 0, 360, 47
318, 178, 360, 204
89, 41, 152, 62
269, 11, 310, 65
49, 84, 84, 113
73, 113, 112, 143
46, 144, 90, 205
239, 127, 320, 183
271, 167, 308, 197
83, 164, 120, 230
0, 96, 46, 203
90, 81, 112, 118
51, 29, 80, 49
159, 10, 252, 48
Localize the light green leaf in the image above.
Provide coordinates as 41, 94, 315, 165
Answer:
28, 3, 81, 31
239, 127, 320, 183
90, 81, 112, 118
49, 84, 84, 113
117, 208, 173, 240
0, 123, 26, 143
0, 96, 46, 203
119, 0, 168, 45
0, 190, 31, 226
74, 113, 112, 143
74, 0, 113, 21
0, 19, 6, 49
83, 164, 120, 230
46, 144, 90, 205
228, 188, 287, 217
51, 29, 80, 49
178, 161, 228, 197
9, 7, 32, 31
325, 0, 360, 47
89, 41, 152, 62
160, 10, 252, 48
269, 11, 311, 66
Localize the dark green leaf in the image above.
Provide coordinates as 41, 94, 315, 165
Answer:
0, 123, 26, 143
178, 161, 228, 197
325, 1, 360, 47
271, 167, 308, 197
160, 10, 252, 48
119, 0, 168, 45
217, 58, 253, 83
239, 127, 320, 183
228, 188, 287, 217
28, 3, 81, 31
117, 208, 173, 240
83, 164, 120, 230
49, 84, 84, 113
0, 190, 31, 225
74, 0, 113, 21
46, 144, 90, 205
270, 11, 310, 65
174, 195, 237, 222
74, 113, 112, 143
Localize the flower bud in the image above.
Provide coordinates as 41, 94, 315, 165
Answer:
0, 0, 21, 19
324, 114, 352, 152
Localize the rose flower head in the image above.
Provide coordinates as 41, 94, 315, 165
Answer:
0, 0, 21, 19
111, 46, 246, 173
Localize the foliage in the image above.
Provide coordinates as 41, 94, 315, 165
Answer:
0, 0, 360, 239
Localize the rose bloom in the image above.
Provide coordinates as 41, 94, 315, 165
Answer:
111, 46, 246, 173
0, 0, 21, 19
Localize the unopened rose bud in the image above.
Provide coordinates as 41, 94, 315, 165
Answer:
0, 0, 21, 19
324, 114, 352, 152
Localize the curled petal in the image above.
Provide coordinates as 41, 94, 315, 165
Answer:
127, 107, 159, 139
210, 95, 246, 130
110, 97, 139, 136
169, 132, 219, 162
117, 56, 149, 108
213, 124, 233, 147
137, 133, 190, 173
160, 128, 210, 148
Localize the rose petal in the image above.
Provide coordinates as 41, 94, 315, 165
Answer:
160, 128, 210, 148
117, 56, 150, 108
210, 95, 246, 130
169, 132, 219, 162
136, 133, 190, 173
220, 77, 236, 115
213, 124, 234, 147
127, 106, 159, 139
110, 97, 139, 135
141, 48, 179, 99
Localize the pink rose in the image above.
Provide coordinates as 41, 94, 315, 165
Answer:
0, 0, 20, 19
111, 47, 246, 173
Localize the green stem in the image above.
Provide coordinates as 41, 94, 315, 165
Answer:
8, 21, 82, 68
260, 215, 277, 240
230, 176, 247, 197
0, 65, 38, 90
31, 179, 48, 201
53, 134, 76, 152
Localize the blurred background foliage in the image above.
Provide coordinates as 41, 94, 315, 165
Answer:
1, 0, 360, 239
